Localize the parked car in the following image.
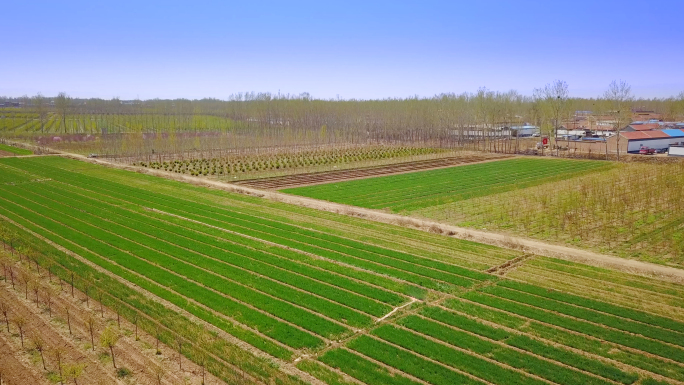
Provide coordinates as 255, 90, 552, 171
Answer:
656, 148, 668, 154
639, 147, 656, 155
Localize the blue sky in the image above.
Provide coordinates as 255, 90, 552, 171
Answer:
2, 0, 683, 100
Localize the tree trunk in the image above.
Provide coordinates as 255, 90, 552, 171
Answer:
67, 309, 72, 335
110, 345, 116, 368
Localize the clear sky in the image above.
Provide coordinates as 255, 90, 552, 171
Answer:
2, 0, 683, 100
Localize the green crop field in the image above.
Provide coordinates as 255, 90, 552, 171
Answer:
0, 156, 682, 385
0, 143, 32, 155
281, 157, 611, 212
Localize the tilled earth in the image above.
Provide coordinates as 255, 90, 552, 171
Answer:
234, 154, 510, 190
0, 268, 220, 385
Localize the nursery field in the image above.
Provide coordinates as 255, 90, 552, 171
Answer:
0, 156, 682, 385
282, 157, 611, 212
415, 160, 684, 265
234, 153, 510, 189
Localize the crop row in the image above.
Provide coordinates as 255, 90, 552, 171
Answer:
0, 216, 304, 384
9, 184, 378, 327
283, 158, 608, 211
349, 161, 604, 211
136, 146, 442, 176
393, 316, 618, 385
400, 316, 637, 384
0, 184, 359, 337
461, 291, 684, 363
0, 199, 296, 357
348, 335, 484, 385
0, 143, 32, 156
445, 298, 684, 383
7, 156, 430, 299
26, 180, 395, 318
480, 287, 684, 347
419, 306, 637, 384
3, 157, 492, 291
256, 197, 517, 267
522, 257, 684, 302
318, 348, 422, 385
288, 158, 590, 203
493, 281, 684, 336
26, 154, 515, 271
0, 189, 327, 350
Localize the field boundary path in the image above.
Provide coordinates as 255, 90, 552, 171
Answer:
59, 152, 684, 285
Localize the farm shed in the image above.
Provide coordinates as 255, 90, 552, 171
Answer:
622, 123, 661, 132
509, 125, 540, 137
614, 129, 684, 153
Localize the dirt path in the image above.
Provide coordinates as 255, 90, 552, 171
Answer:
55, 153, 684, 285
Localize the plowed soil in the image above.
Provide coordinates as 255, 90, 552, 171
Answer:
0, 263, 220, 385
234, 154, 511, 190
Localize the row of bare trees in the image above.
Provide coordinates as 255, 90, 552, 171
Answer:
0, 232, 224, 385
0, 245, 178, 385
2, 83, 682, 160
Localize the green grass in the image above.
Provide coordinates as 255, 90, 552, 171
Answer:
390, 317, 615, 385
0, 219, 300, 384
319, 348, 422, 385
498, 280, 684, 333
461, 291, 684, 363
0, 143, 32, 155
479, 285, 684, 346
282, 158, 610, 212
347, 335, 484, 385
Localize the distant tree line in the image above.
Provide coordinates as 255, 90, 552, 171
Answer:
2, 83, 683, 159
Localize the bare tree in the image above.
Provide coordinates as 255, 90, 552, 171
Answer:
100, 325, 121, 368
66, 308, 72, 335
12, 316, 27, 348
44, 285, 57, 317
86, 315, 96, 351
0, 301, 9, 332
151, 364, 166, 385
536, 80, 569, 155
132, 313, 139, 341
604, 80, 633, 160
97, 290, 104, 318
63, 362, 86, 385
55, 92, 72, 133
33, 94, 50, 133
176, 335, 184, 370
30, 332, 47, 370
53, 346, 67, 385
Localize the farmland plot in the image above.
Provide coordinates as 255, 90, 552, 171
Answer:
0, 156, 682, 385
282, 157, 610, 212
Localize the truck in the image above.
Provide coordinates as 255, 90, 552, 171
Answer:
639, 146, 656, 155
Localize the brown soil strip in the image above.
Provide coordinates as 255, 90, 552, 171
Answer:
0, 333, 49, 385
234, 154, 511, 189
486, 254, 535, 276
0, 259, 223, 385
